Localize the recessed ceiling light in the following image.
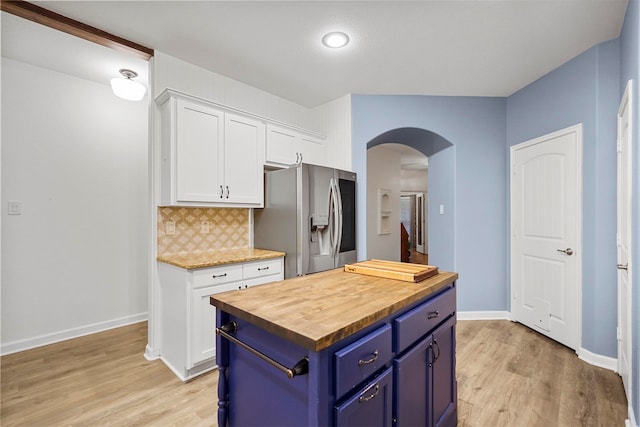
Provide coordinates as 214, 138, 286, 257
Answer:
322, 32, 349, 49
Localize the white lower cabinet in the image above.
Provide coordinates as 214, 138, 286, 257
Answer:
160, 257, 284, 380
191, 282, 239, 366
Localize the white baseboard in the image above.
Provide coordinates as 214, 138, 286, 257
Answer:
144, 343, 160, 361
626, 404, 637, 427
457, 310, 511, 320
458, 313, 622, 375
0, 312, 148, 356
159, 356, 218, 382
577, 346, 618, 372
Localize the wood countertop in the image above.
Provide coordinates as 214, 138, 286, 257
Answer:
157, 248, 285, 269
210, 268, 458, 352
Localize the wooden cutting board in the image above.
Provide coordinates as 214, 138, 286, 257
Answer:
344, 259, 439, 282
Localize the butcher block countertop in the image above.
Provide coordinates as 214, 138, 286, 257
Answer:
157, 248, 285, 269
210, 268, 458, 352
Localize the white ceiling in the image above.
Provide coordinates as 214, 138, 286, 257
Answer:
1, 12, 150, 90
383, 143, 429, 170
4, 0, 627, 109
0, 1, 628, 168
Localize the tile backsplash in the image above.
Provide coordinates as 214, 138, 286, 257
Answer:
157, 207, 250, 256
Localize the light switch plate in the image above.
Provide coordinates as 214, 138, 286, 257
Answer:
8, 201, 22, 215
200, 221, 210, 234
165, 221, 176, 235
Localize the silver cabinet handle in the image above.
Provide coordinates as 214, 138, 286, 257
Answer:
358, 384, 380, 403
427, 310, 439, 320
257, 266, 270, 271
358, 350, 379, 366
557, 248, 574, 256
225, 185, 230, 199
219, 185, 224, 198
212, 273, 227, 278
617, 263, 628, 271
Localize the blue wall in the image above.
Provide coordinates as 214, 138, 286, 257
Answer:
351, 96, 507, 312
353, 5, 639, 420
620, 0, 640, 423
506, 40, 620, 358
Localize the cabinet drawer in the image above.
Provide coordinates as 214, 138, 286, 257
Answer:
334, 366, 393, 427
334, 324, 392, 399
242, 258, 282, 280
394, 285, 456, 354
192, 264, 243, 288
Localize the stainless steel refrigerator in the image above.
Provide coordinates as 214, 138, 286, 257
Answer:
254, 163, 357, 279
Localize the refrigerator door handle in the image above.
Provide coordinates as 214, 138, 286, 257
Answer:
329, 178, 340, 257
334, 179, 343, 255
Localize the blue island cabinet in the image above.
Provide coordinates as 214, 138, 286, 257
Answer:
214, 279, 457, 427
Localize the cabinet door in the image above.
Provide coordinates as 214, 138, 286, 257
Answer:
191, 282, 239, 367
335, 367, 393, 427
394, 334, 432, 427
432, 316, 457, 427
175, 99, 224, 202
265, 124, 297, 165
224, 113, 265, 205
299, 134, 325, 166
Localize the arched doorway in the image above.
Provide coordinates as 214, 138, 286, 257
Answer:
365, 127, 453, 268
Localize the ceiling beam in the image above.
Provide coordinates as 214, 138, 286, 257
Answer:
0, 0, 154, 61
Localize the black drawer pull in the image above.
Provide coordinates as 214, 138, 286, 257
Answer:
358, 384, 380, 403
427, 310, 439, 319
433, 339, 441, 363
257, 266, 270, 271
358, 350, 379, 366
217, 322, 309, 379
212, 273, 228, 278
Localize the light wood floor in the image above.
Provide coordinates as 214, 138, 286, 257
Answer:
409, 249, 429, 265
1, 320, 627, 426
457, 320, 627, 426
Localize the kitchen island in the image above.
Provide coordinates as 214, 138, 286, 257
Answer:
210, 267, 458, 427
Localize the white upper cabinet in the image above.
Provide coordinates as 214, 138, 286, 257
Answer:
223, 113, 265, 205
265, 124, 297, 165
158, 90, 265, 207
174, 99, 224, 203
265, 123, 326, 167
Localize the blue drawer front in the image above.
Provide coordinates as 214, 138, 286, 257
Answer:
394, 286, 456, 354
335, 366, 393, 427
334, 324, 393, 399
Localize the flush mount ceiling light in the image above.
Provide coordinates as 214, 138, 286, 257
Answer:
110, 69, 146, 101
322, 32, 349, 49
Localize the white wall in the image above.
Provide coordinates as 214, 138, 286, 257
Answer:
400, 168, 427, 193
1, 58, 149, 354
150, 52, 354, 172
367, 145, 401, 261
152, 51, 323, 134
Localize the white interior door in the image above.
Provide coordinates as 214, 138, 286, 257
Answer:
415, 193, 426, 254
617, 80, 633, 404
511, 125, 582, 350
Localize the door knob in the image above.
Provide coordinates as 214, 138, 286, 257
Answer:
617, 263, 628, 271
557, 248, 574, 256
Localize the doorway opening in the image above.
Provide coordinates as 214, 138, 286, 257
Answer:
401, 192, 428, 264
365, 128, 453, 267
